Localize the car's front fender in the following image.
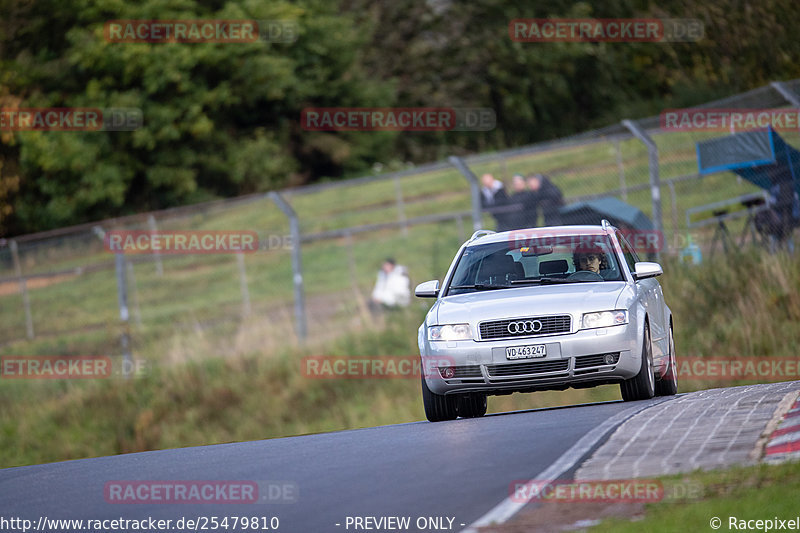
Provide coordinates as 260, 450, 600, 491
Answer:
615, 284, 649, 367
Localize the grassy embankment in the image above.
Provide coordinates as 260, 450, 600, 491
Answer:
592, 460, 800, 532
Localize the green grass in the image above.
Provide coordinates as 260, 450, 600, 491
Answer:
592, 461, 800, 532
662, 251, 800, 361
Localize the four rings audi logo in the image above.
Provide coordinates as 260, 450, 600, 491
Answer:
507, 320, 543, 334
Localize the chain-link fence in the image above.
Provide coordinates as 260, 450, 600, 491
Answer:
2, 79, 799, 356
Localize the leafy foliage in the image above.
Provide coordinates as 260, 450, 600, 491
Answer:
1, 0, 799, 235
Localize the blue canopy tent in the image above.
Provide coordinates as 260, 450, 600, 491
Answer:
696, 128, 800, 215
559, 196, 654, 230
558, 197, 658, 258
696, 128, 800, 245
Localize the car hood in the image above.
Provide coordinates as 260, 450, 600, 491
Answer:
432, 282, 626, 325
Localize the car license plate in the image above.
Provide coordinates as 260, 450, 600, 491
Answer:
506, 344, 547, 360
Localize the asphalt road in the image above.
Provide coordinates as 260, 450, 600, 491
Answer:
0, 399, 665, 533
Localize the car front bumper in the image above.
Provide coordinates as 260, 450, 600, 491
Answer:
421, 324, 641, 395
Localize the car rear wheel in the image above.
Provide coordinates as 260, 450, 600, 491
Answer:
621, 323, 656, 401
421, 375, 458, 422
456, 393, 487, 418
655, 325, 678, 396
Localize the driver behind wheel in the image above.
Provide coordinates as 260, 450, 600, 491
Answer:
572, 246, 608, 274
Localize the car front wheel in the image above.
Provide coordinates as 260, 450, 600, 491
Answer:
655, 325, 678, 396
421, 375, 458, 422
621, 323, 656, 401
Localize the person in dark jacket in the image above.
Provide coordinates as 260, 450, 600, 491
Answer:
480, 173, 511, 231
527, 173, 564, 226
506, 174, 539, 229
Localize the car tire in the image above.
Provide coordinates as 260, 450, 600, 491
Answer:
621, 323, 656, 401
456, 393, 488, 418
421, 375, 458, 422
655, 325, 678, 396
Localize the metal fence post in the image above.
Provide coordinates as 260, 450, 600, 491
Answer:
622, 120, 664, 260
614, 139, 628, 201
126, 259, 143, 328
448, 155, 483, 231
147, 215, 163, 276
114, 253, 129, 323
9, 239, 34, 339
93, 226, 133, 376
667, 181, 679, 251
268, 192, 307, 341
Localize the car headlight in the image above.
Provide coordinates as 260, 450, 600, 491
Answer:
581, 310, 628, 329
428, 324, 472, 341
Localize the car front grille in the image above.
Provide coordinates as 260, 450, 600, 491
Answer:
479, 315, 571, 340
574, 353, 620, 369
485, 359, 569, 377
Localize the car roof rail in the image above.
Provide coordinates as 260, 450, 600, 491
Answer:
601, 219, 614, 230
469, 229, 496, 242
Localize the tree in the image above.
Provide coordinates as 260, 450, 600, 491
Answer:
0, 0, 394, 234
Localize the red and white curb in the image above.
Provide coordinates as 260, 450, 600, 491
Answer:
764, 397, 800, 463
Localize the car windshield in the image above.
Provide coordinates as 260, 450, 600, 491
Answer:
446, 234, 624, 295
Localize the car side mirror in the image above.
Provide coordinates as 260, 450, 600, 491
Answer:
415, 280, 440, 298
633, 261, 663, 280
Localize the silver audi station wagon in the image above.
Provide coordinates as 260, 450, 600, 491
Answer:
415, 221, 677, 422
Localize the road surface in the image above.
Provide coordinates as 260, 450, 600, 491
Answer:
0, 399, 667, 532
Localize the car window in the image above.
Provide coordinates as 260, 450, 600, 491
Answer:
446, 234, 623, 295
616, 232, 640, 273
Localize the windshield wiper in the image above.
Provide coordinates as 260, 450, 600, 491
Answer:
509, 278, 564, 285
449, 283, 510, 291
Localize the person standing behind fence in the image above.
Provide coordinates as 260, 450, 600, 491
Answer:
527, 173, 564, 226
480, 173, 510, 231
370, 258, 411, 311
507, 174, 539, 229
